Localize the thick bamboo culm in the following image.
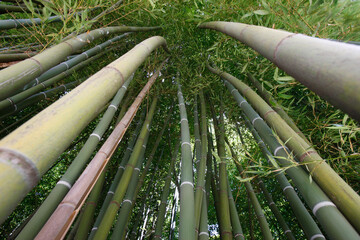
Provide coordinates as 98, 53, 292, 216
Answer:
247, 73, 310, 145
226, 178, 244, 240
177, 82, 196, 240
16, 76, 133, 240
0, 37, 167, 224
199, 21, 360, 121
194, 90, 208, 237
0, 26, 161, 99
208, 64, 360, 233
240, 115, 324, 239
212, 100, 233, 240
153, 140, 180, 239
35, 64, 164, 239
224, 80, 359, 239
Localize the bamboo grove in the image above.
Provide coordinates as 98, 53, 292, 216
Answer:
0, 0, 359, 239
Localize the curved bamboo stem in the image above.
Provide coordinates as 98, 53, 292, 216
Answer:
199, 21, 360, 121
208, 64, 360, 233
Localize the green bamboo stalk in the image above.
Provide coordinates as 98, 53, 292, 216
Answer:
110, 123, 151, 240
256, 178, 296, 240
111, 112, 172, 240
16, 75, 133, 240
223, 79, 359, 239
212, 98, 233, 240
208, 64, 360, 232
0, 52, 37, 63
194, 90, 208, 236
177, 81, 196, 240
1, 78, 83, 119
198, 191, 209, 240
0, 15, 63, 30
226, 178, 244, 240
0, 26, 161, 99
247, 73, 310, 145
199, 21, 360, 121
227, 143, 273, 240
23, 33, 130, 90
194, 95, 201, 170
153, 140, 180, 239
0, 48, 110, 116
87, 110, 145, 240
74, 168, 108, 240
240, 115, 324, 240
0, 4, 40, 13
93, 97, 158, 240
0, 37, 167, 225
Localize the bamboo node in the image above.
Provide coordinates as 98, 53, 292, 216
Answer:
310, 234, 326, 240
0, 148, 39, 190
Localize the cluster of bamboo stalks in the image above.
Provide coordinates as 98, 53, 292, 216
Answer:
0, 4, 359, 239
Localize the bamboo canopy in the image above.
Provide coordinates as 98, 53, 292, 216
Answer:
0, 36, 168, 223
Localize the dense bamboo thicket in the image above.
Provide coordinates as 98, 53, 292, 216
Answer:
0, 0, 359, 239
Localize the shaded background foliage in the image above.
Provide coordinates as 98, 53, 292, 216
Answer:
0, 0, 359, 238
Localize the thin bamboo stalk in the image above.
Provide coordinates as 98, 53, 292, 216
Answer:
227, 143, 273, 240
0, 48, 110, 116
0, 37, 167, 224
194, 90, 208, 236
240, 115, 324, 240
16, 75, 133, 240
0, 4, 40, 13
199, 21, 360, 121
0, 15, 63, 30
34, 62, 164, 239
110, 122, 151, 240
208, 64, 360, 232
198, 192, 209, 240
177, 81, 196, 240
227, 178, 245, 240
23, 33, 130, 90
87, 109, 145, 240
91, 98, 159, 240
194, 96, 201, 170
153, 140, 180, 239
0, 26, 162, 99
256, 178, 296, 240
247, 73, 310, 145
212, 98, 233, 240
223, 79, 359, 239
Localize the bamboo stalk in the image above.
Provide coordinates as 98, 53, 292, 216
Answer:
153, 139, 180, 239
0, 15, 63, 30
87, 109, 145, 240
247, 73, 310, 145
16, 75, 133, 240
194, 96, 201, 170
110, 121, 151, 240
177, 82, 196, 240
0, 52, 37, 63
23, 33, 131, 90
208, 64, 360, 232
0, 26, 162, 100
34, 60, 165, 239
256, 178, 296, 240
0, 4, 40, 13
226, 178, 245, 240
198, 191, 209, 240
212, 97, 233, 240
0, 37, 167, 224
227, 143, 273, 240
223, 79, 359, 239
199, 21, 360, 121
240, 115, 324, 240
194, 90, 208, 236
